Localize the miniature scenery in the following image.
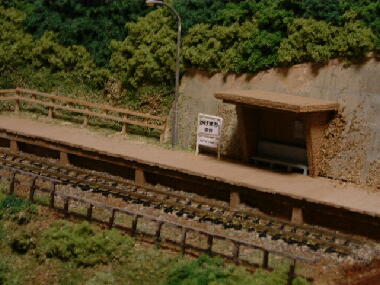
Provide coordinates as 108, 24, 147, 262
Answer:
0, 0, 379, 284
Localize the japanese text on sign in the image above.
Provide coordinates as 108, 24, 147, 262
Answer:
196, 113, 223, 159
198, 116, 222, 137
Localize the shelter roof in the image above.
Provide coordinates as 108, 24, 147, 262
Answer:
214, 90, 339, 113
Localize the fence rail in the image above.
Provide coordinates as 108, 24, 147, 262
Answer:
0, 88, 167, 141
0, 166, 315, 284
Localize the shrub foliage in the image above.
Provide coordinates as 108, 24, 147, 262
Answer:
0, 1, 379, 117
0, 195, 37, 224
39, 221, 134, 266
164, 255, 309, 285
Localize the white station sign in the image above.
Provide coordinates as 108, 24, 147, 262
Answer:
196, 113, 223, 159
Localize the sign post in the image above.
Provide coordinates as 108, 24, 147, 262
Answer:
196, 113, 223, 160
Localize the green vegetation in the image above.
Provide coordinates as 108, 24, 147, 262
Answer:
278, 17, 374, 64
0, 0, 379, 127
164, 254, 309, 285
15, 0, 150, 67
0, 195, 37, 224
0, 192, 310, 284
40, 221, 134, 266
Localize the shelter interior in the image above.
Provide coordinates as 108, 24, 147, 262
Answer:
214, 90, 339, 176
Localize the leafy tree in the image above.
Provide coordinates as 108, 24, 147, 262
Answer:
0, 6, 34, 73
216, 2, 253, 26
173, 0, 230, 32
24, 0, 150, 66
341, 0, 380, 50
252, 0, 295, 33
31, 31, 110, 88
278, 17, 375, 64
110, 8, 177, 88
238, 30, 283, 73
0, 6, 109, 89
183, 21, 256, 73
283, 0, 343, 25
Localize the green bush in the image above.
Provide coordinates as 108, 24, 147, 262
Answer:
183, 21, 256, 73
10, 231, 36, 254
0, 261, 8, 285
164, 255, 309, 285
0, 6, 34, 73
110, 8, 177, 115
341, 0, 380, 51
0, 6, 109, 90
278, 17, 374, 64
39, 221, 134, 266
0, 195, 37, 224
31, 31, 110, 89
23, 0, 149, 66
1, 1, 379, 119
110, 8, 178, 89
164, 255, 237, 285
173, 0, 230, 33
238, 30, 283, 73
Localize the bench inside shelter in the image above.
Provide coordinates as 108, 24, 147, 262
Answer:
251, 140, 308, 175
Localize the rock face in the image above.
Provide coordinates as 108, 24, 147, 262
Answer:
174, 56, 380, 187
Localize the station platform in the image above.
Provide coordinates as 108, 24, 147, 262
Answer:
0, 114, 379, 229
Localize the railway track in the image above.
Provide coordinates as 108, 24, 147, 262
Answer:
0, 148, 368, 258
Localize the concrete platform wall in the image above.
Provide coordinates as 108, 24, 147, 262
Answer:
174, 56, 380, 187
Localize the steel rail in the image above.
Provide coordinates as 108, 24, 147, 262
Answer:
0, 165, 315, 283
0, 149, 366, 257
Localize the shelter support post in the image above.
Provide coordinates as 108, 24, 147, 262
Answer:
236, 105, 259, 163
305, 112, 329, 177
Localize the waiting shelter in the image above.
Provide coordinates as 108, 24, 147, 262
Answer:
214, 90, 339, 176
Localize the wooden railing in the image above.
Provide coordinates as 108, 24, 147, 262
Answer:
0, 88, 167, 141
0, 165, 315, 284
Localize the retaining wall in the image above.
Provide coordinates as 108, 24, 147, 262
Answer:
174, 56, 380, 187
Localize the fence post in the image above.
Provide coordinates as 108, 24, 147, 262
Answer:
48, 107, 53, 119
50, 183, 56, 208
14, 89, 20, 113
9, 172, 16, 194
64, 197, 70, 217
28, 177, 37, 202
121, 122, 128, 135
207, 235, 214, 256
160, 122, 167, 144
83, 114, 89, 127
87, 204, 93, 221
262, 250, 269, 269
160, 132, 165, 144
131, 215, 139, 236
232, 242, 240, 264
180, 228, 187, 255
287, 260, 296, 285
108, 209, 116, 229
155, 221, 164, 246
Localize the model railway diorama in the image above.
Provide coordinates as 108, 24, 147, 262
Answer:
0, 2, 379, 284
0, 90, 379, 283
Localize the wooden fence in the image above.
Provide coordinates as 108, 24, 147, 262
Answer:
0, 88, 167, 141
0, 166, 315, 284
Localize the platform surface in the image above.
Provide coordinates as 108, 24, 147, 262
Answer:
0, 115, 379, 217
